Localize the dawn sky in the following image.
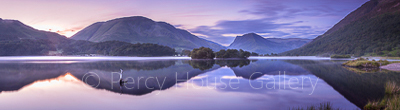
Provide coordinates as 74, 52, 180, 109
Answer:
0, 0, 368, 46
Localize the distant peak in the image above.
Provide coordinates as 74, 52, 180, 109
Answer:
112, 16, 154, 22
157, 21, 176, 29
242, 33, 258, 36
101, 16, 156, 25
0, 19, 23, 24
126, 16, 151, 19
239, 33, 263, 39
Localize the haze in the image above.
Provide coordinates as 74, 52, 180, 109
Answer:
0, 0, 368, 45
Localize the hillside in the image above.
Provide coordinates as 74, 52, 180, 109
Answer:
0, 18, 177, 56
283, 0, 400, 56
58, 40, 176, 56
71, 16, 225, 51
0, 18, 67, 43
228, 33, 310, 54
267, 38, 312, 50
0, 18, 68, 55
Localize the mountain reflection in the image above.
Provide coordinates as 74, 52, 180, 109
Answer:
0, 59, 301, 95
0, 63, 68, 93
69, 60, 221, 95
0, 59, 314, 95
228, 59, 310, 79
0, 60, 222, 95
286, 60, 400, 108
1, 59, 399, 109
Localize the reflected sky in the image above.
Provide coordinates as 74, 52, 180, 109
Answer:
185, 67, 357, 109
0, 59, 367, 109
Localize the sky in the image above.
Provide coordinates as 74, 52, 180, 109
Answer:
0, 0, 368, 46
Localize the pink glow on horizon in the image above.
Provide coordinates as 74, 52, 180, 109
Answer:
0, 0, 368, 45
0, 0, 250, 37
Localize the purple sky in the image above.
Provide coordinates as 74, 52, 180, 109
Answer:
0, 0, 368, 46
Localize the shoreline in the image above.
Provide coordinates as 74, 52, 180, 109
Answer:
381, 63, 400, 72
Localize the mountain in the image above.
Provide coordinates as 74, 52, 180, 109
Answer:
0, 18, 178, 56
228, 33, 311, 54
283, 0, 400, 56
267, 38, 312, 50
0, 18, 67, 42
0, 18, 68, 55
58, 40, 176, 56
71, 16, 225, 51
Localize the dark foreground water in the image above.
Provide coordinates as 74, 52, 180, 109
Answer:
0, 57, 399, 110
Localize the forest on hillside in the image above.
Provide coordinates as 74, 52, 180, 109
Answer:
0, 39, 176, 56
283, 11, 400, 57
59, 40, 176, 56
0, 39, 55, 56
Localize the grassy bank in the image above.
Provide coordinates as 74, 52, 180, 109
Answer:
331, 54, 351, 58
362, 56, 400, 60
380, 57, 400, 60
289, 102, 339, 110
342, 58, 382, 68
342, 57, 400, 68
343, 66, 387, 74
364, 81, 400, 110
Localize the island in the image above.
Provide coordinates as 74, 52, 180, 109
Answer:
331, 54, 351, 58
189, 47, 254, 59
342, 58, 400, 72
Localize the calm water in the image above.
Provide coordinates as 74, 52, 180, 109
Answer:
0, 57, 399, 110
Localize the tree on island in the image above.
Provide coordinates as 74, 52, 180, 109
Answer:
60, 40, 176, 56
188, 60, 215, 70
190, 47, 215, 59
181, 49, 191, 56
250, 52, 259, 56
190, 47, 252, 59
239, 49, 251, 58
215, 49, 250, 59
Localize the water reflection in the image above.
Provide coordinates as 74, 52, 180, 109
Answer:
1, 59, 398, 109
286, 60, 400, 108
68, 60, 221, 96
0, 63, 68, 93
343, 66, 390, 74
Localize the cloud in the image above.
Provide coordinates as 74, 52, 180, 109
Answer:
242, 0, 368, 19
0, 0, 368, 45
189, 0, 368, 45
214, 19, 290, 34
190, 18, 320, 46
53, 26, 84, 37
190, 26, 235, 46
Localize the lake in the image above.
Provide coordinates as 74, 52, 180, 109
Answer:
0, 56, 399, 110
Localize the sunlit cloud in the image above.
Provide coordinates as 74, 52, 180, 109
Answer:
221, 34, 243, 37
0, 0, 368, 42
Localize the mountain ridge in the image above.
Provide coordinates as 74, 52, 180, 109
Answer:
283, 0, 400, 56
325, 0, 399, 35
0, 18, 67, 43
228, 33, 311, 54
71, 16, 226, 51
0, 18, 70, 55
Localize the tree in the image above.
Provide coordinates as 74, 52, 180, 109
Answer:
215, 49, 251, 59
181, 49, 191, 56
60, 40, 176, 56
250, 52, 259, 56
215, 49, 226, 58
239, 49, 250, 58
188, 60, 215, 70
190, 47, 215, 59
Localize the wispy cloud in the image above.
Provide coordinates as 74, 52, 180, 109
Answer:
189, 0, 368, 45
0, 0, 367, 44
